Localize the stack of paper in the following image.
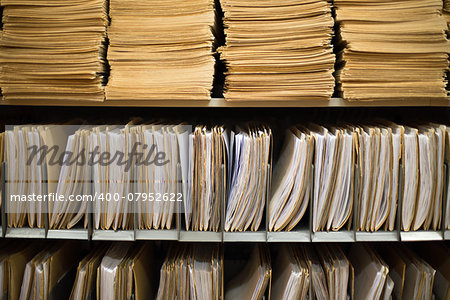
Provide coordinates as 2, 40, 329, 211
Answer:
180, 125, 229, 232
106, 0, 217, 100
349, 244, 392, 300
225, 245, 271, 300
445, 0, 450, 27
335, 0, 450, 100
401, 124, 447, 232
312, 125, 355, 232
19, 241, 82, 300
309, 244, 353, 300
355, 122, 403, 232
225, 125, 272, 232
219, 0, 335, 101
70, 244, 108, 300
0, 0, 107, 102
269, 127, 313, 232
156, 243, 223, 300
271, 245, 310, 299
98, 242, 155, 300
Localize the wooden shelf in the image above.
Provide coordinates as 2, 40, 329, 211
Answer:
1, 97, 449, 108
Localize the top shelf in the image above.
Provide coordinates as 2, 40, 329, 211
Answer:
1, 97, 449, 108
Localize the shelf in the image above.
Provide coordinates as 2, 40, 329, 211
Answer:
400, 231, 443, 242
1, 227, 450, 242
47, 229, 89, 240
91, 230, 135, 241
267, 230, 310, 242
135, 229, 178, 241
355, 231, 399, 242
1, 97, 449, 108
5, 227, 46, 239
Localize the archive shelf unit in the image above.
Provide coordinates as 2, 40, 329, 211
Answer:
1, 102, 449, 243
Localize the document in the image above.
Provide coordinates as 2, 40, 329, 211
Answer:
106, 0, 217, 100
0, 0, 107, 101
335, 0, 449, 100
219, 0, 335, 100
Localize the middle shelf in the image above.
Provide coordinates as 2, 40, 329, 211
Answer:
1, 120, 449, 242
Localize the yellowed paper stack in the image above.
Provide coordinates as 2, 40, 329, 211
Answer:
335, 0, 450, 100
0, 0, 107, 102
106, 0, 217, 100
444, 0, 450, 26
219, 0, 335, 101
